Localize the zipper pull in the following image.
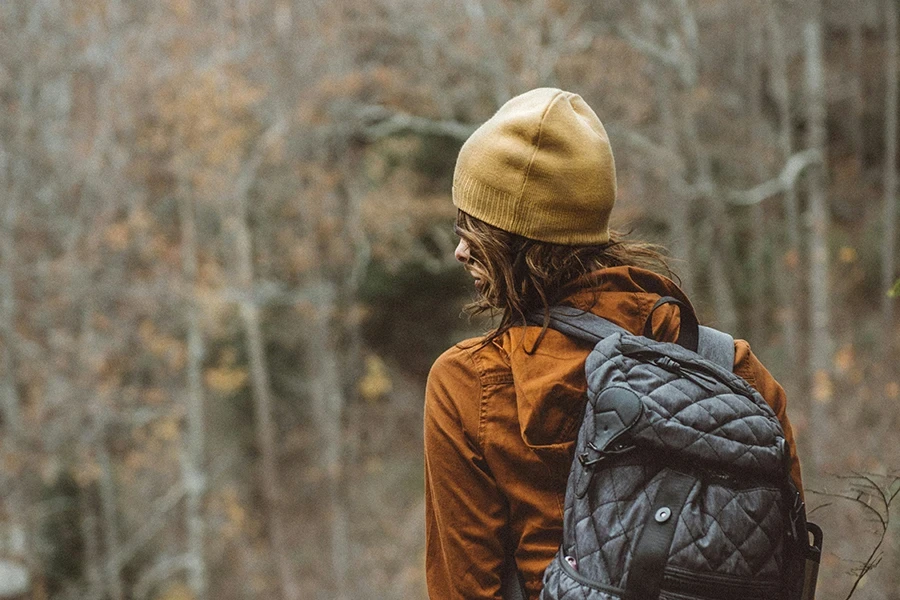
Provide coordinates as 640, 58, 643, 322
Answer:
655, 356, 719, 393
657, 356, 680, 372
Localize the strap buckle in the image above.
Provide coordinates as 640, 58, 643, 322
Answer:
578, 442, 635, 467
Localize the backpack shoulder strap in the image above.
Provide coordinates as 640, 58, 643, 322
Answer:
532, 306, 735, 372
697, 326, 735, 372
527, 306, 626, 345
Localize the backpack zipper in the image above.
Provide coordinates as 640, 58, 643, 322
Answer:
556, 553, 625, 597
655, 356, 719, 393
556, 554, 779, 600
627, 349, 752, 397
661, 566, 780, 600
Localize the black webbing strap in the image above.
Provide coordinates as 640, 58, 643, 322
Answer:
500, 554, 526, 600
530, 306, 735, 371
526, 305, 626, 344
500, 537, 527, 600
625, 471, 695, 600
643, 296, 699, 352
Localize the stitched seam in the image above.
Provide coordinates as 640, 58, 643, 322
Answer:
460, 347, 488, 453
636, 293, 650, 336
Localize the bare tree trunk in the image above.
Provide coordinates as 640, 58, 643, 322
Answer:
303, 186, 357, 599
178, 184, 209, 600
673, 0, 738, 329
328, 159, 374, 599
97, 441, 125, 600
630, 0, 739, 327
883, 0, 898, 350
640, 0, 695, 295
0, 30, 33, 595
211, 23, 299, 600
0, 191, 30, 600
79, 487, 103, 600
709, 252, 739, 334
229, 170, 301, 600
463, 0, 512, 105
803, 0, 832, 473
850, 18, 866, 170
747, 18, 768, 340
241, 301, 299, 600
0, 9, 27, 440
766, 2, 802, 388
307, 303, 350, 598
680, 72, 738, 331
0, 197, 22, 436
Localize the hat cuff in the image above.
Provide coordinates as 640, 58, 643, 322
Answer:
452, 171, 517, 228
453, 171, 610, 246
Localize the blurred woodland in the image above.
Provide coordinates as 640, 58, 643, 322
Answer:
0, 0, 899, 599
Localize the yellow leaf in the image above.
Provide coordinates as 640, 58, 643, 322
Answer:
152, 418, 181, 442
219, 487, 247, 539
205, 366, 249, 393
783, 249, 800, 270
359, 354, 392, 402
144, 388, 167, 405
833, 345, 854, 374
812, 370, 832, 404
889, 279, 900, 298
155, 582, 194, 600
72, 459, 101, 487
104, 222, 130, 250
887, 382, 900, 400
139, 320, 156, 341
838, 246, 857, 264
124, 450, 150, 472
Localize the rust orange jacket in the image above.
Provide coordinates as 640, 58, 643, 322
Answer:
424, 267, 803, 600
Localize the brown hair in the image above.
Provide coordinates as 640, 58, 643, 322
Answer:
455, 210, 676, 348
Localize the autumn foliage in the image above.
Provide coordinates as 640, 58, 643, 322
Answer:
0, 1, 898, 599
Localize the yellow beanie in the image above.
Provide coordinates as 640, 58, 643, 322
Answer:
452, 88, 617, 245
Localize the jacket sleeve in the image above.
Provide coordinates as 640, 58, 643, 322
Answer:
425, 346, 508, 600
733, 340, 804, 493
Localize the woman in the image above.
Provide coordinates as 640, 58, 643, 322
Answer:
424, 88, 802, 600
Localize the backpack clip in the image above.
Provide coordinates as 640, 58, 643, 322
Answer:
578, 442, 636, 468
575, 442, 637, 497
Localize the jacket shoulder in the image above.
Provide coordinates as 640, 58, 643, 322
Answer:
732, 338, 765, 389
428, 337, 512, 387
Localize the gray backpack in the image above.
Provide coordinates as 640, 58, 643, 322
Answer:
511, 300, 821, 600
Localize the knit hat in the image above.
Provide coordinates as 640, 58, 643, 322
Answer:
452, 88, 617, 245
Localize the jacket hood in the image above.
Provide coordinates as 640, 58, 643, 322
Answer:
499, 266, 692, 459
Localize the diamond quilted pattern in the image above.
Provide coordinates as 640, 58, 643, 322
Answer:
668, 480, 785, 578
571, 465, 665, 589
542, 332, 790, 600
541, 553, 623, 600
585, 338, 785, 475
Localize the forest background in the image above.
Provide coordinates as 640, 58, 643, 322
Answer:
1, 0, 899, 599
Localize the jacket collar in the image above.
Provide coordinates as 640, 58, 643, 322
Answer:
500, 266, 691, 453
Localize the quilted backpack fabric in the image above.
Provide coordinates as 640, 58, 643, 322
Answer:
535, 305, 811, 600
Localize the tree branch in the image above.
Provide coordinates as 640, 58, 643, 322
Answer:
726, 149, 823, 206
808, 473, 900, 600
357, 107, 690, 180
359, 106, 476, 142
615, 22, 695, 85
605, 124, 686, 174
108, 480, 186, 573
615, 23, 680, 69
